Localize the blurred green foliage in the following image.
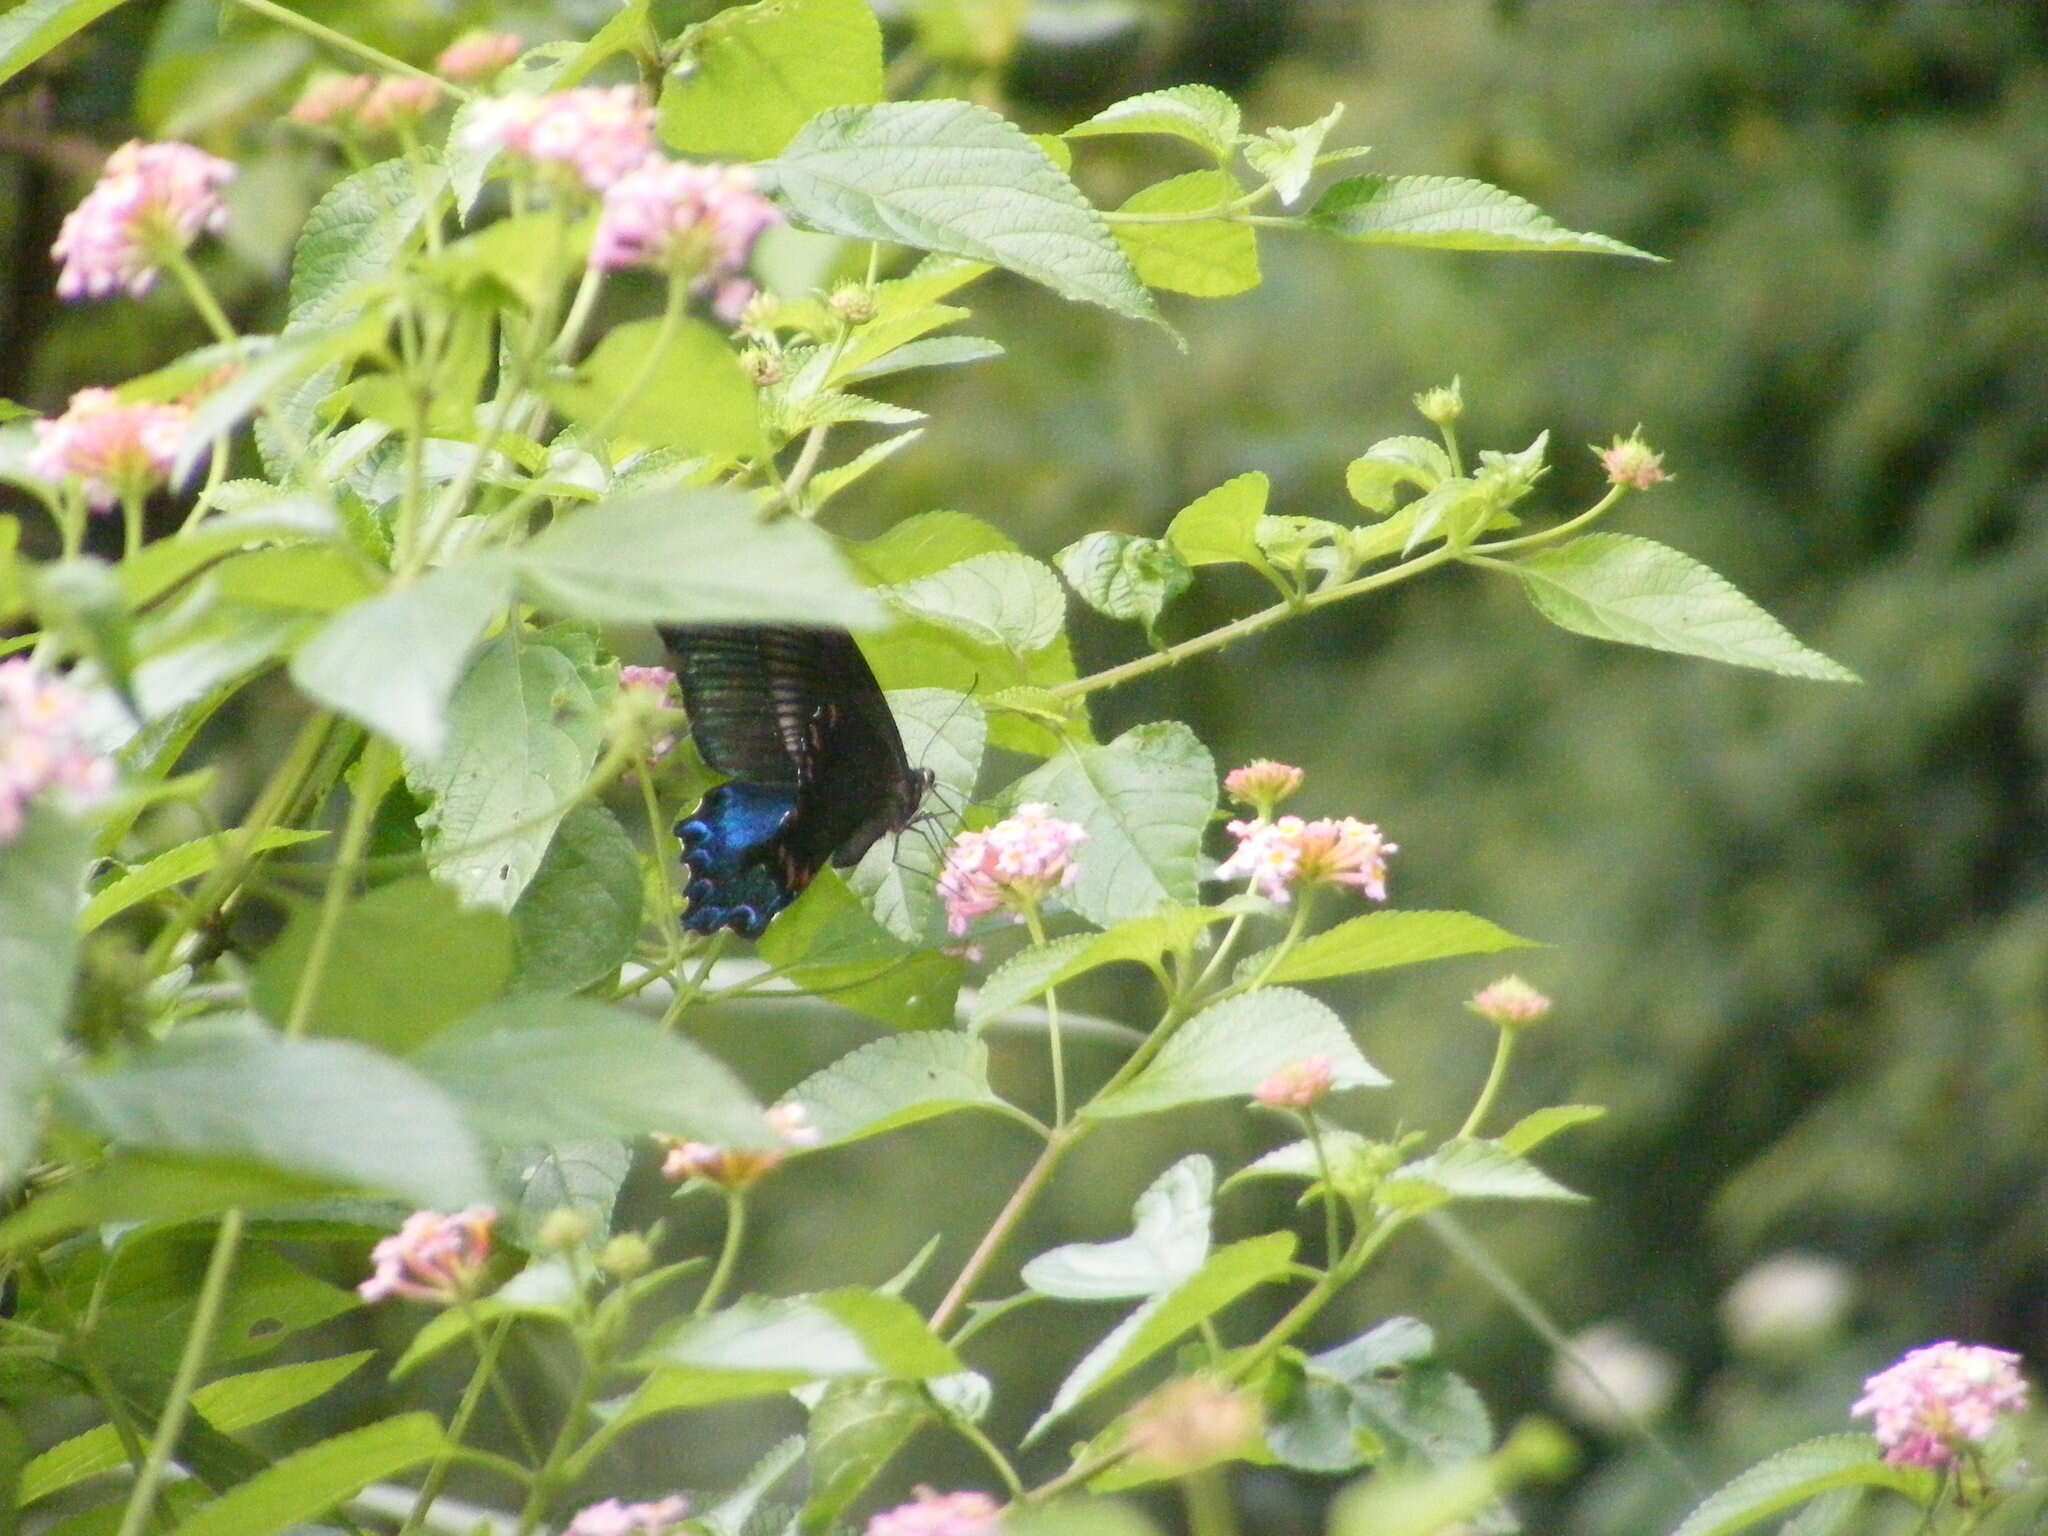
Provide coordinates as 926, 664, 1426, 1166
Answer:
5, 1, 2045, 1532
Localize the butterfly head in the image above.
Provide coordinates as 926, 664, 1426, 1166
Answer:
899, 766, 938, 829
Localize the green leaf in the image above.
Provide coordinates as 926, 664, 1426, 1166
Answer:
1166, 472, 1273, 568
1498, 1105, 1605, 1157
82, 828, 325, 933
1671, 1435, 1934, 1536
968, 902, 1241, 1028
1239, 910, 1536, 986
773, 101, 1160, 325
1510, 534, 1860, 681
803, 1379, 931, 1529
404, 625, 606, 912
390, 1256, 590, 1379
1066, 85, 1241, 162
289, 560, 513, 758
1245, 106, 1345, 207
757, 869, 964, 1033
1005, 1504, 1164, 1536
1026, 1233, 1296, 1442
1305, 174, 1659, 259
547, 316, 767, 460
87, 1235, 359, 1375
510, 804, 642, 994
0, 0, 132, 88
848, 689, 987, 943
1005, 721, 1215, 927
661, 0, 882, 160
23, 1353, 372, 1505
1023, 1155, 1212, 1301
1111, 171, 1261, 298
253, 875, 514, 1053
1221, 1129, 1387, 1202
1380, 1138, 1585, 1211
170, 1413, 449, 1536
0, 808, 87, 1183
0, 1153, 338, 1253
883, 551, 1065, 654
698, 1437, 804, 1536
1345, 436, 1454, 513
1056, 533, 1195, 635
1295, 1317, 1494, 1474
289, 159, 445, 325
1088, 987, 1388, 1119
57, 1029, 493, 1209
629, 1289, 962, 1403
516, 488, 882, 628
782, 1031, 1005, 1147
415, 997, 766, 1148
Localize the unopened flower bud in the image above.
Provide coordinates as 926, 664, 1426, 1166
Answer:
537, 1207, 593, 1252
1414, 377, 1464, 427
740, 346, 784, 387
1466, 975, 1552, 1030
598, 1232, 654, 1279
1596, 429, 1670, 491
436, 31, 523, 84
1126, 1376, 1261, 1475
827, 281, 878, 326
1223, 758, 1304, 816
1253, 1055, 1334, 1111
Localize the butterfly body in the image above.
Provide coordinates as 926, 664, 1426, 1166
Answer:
660, 624, 933, 937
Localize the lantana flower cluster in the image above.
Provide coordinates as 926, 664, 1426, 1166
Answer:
0, 660, 116, 844
1851, 1340, 2030, 1469
357, 1206, 497, 1305
28, 387, 191, 511
865, 1488, 1002, 1536
289, 73, 443, 134
938, 803, 1089, 936
590, 158, 782, 316
51, 139, 235, 301
659, 1102, 820, 1192
435, 31, 523, 82
462, 86, 658, 194
562, 1497, 690, 1536
1215, 759, 1397, 905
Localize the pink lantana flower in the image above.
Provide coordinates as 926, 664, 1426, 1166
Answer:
0, 660, 116, 845
937, 804, 1088, 936
562, 1497, 690, 1536
659, 1102, 820, 1192
1851, 1341, 2029, 1469
463, 86, 655, 193
1467, 975, 1552, 1030
358, 1207, 496, 1304
865, 1488, 1002, 1536
1223, 758, 1304, 817
1597, 430, 1670, 491
51, 140, 235, 301
1215, 815, 1396, 905
590, 159, 782, 282
1253, 1055, 1334, 1111
289, 74, 376, 129
28, 388, 191, 511
436, 31, 524, 83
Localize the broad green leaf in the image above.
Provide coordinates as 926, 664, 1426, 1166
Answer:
1305, 174, 1658, 259
773, 101, 1160, 325
1670, 1435, 1934, 1536
289, 559, 514, 758
1327, 1418, 1577, 1536
1380, 1139, 1586, 1212
56, 1030, 493, 1209
0, 808, 87, 1183
1166, 472, 1272, 568
404, 626, 606, 911
390, 1255, 591, 1379
661, 0, 882, 160
515, 1138, 634, 1245
847, 689, 987, 943
1088, 987, 1387, 1119
757, 870, 964, 1033
1239, 909, 1535, 985
1221, 1128, 1385, 1200
289, 158, 445, 325
547, 316, 767, 460
1022, 1155, 1211, 1300
0, 0, 133, 86
803, 1379, 930, 1529
1066, 85, 1241, 161
416, 997, 767, 1148
968, 903, 1241, 1028
699, 1437, 804, 1536
628, 1290, 961, 1404
171, 1413, 449, 1536
1245, 106, 1345, 206
1005, 722, 1215, 927
0, 1154, 340, 1255
1026, 1233, 1296, 1442
82, 828, 325, 933
22, 1353, 372, 1505
782, 1031, 1004, 1147
1296, 1317, 1493, 1474
515, 488, 882, 628
1056, 532, 1194, 634
1511, 534, 1860, 682
841, 336, 1004, 384
509, 804, 642, 994
1498, 1105, 1605, 1156
252, 875, 514, 1053
1345, 436, 1454, 513
1111, 171, 1260, 298
883, 551, 1065, 654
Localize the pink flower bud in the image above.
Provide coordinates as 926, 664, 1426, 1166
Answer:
1253, 1054, 1334, 1110
1852, 1341, 2030, 1469
355, 75, 444, 133
1125, 1376, 1262, 1475
1466, 975, 1551, 1029
436, 31, 524, 83
619, 664, 677, 700
0, 660, 116, 845
865, 1488, 1002, 1536
1215, 814, 1395, 905
28, 387, 191, 511
289, 74, 376, 129
358, 1207, 496, 1304
52, 140, 236, 301
937, 804, 1088, 936
1223, 758, 1305, 814
1596, 430, 1669, 491
562, 1496, 691, 1536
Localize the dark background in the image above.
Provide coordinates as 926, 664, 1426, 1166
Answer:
6, 2, 2047, 1531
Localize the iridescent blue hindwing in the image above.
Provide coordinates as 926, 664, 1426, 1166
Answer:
677, 782, 803, 938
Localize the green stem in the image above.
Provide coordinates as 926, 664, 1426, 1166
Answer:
282, 740, 391, 1038
1182, 1469, 1239, 1536
1239, 892, 1314, 996
512, 1352, 599, 1536
582, 276, 687, 449
162, 249, 236, 345
29, 1261, 165, 1518
659, 932, 729, 1031
120, 490, 145, 560
1457, 1027, 1517, 1140
1467, 485, 1626, 556
223, 0, 467, 96
1301, 1109, 1343, 1267
554, 266, 606, 360
112, 1209, 245, 1536
694, 1193, 747, 1316
398, 1317, 510, 1536
1023, 907, 1066, 1126
638, 770, 681, 955
953, 1414, 1026, 1499
930, 1130, 1076, 1336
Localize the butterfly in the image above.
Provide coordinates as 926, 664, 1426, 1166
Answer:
656, 624, 935, 938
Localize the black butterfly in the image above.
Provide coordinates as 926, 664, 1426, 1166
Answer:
656, 624, 934, 938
